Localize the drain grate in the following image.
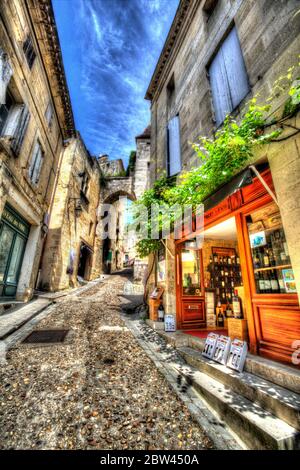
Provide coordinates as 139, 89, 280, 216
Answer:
22, 329, 69, 344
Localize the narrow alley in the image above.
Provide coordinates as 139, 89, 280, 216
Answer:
0, 272, 215, 451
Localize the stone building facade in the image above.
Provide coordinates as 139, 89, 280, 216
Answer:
96, 127, 151, 277
145, 0, 300, 364
39, 134, 101, 291
0, 0, 74, 301
133, 126, 151, 199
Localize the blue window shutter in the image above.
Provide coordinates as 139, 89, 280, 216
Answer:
222, 27, 249, 109
209, 48, 231, 126
209, 26, 249, 126
167, 115, 181, 176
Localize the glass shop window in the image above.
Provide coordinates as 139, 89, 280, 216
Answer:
246, 202, 296, 295
181, 249, 201, 296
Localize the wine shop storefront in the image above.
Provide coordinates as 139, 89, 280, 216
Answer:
173, 164, 300, 366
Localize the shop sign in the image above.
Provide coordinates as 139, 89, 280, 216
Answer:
2, 207, 29, 236
202, 332, 219, 359
164, 314, 176, 332
227, 339, 248, 373
213, 335, 231, 365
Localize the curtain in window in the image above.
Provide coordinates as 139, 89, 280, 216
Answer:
0, 49, 13, 105
209, 27, 249, 126
167, 115, 181, 176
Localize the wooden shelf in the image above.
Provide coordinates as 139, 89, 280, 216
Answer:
254, 264, 292, 272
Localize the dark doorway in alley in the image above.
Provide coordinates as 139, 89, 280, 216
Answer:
77, 243, 92, 279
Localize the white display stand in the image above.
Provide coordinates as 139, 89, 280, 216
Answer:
202, 332, 219, 359
227, 339, 248, 372
164, 315, 176, 332
213, 335, 231, 365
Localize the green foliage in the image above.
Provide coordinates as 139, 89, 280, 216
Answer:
99, 170, 107, 188
135, 239, 161, 258
134, 59, 300, 258
126, 150, 136, 176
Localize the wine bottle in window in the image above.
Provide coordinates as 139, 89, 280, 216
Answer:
263, 249, 270, 267
226, 299, 233, 318
270, 270, 279, 293
254, 250, 261, 268
232, 289, 243, 319
258, 272, 265, 293
278, 270, 286, 293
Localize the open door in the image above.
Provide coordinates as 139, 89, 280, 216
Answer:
176, 243, 205, 329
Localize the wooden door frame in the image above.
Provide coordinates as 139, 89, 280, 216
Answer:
175, 241, 205, 329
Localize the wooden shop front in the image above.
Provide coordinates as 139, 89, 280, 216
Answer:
175, 167, 300, 366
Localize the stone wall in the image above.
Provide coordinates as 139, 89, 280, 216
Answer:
148, 0, 300, 298
0, 0, 73, 300
40, 137, 101, 291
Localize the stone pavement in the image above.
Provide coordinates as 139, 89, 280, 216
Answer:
123, 314, 242, 450
0, 298, 51, 340
0, 272, 223, 450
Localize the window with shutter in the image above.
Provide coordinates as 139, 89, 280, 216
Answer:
167, 115, 181, 177
29, 140, 44, 185
23, 36, 36, 69
209, 26, 249, 126
0, 92, 13, 135
11, 106, 30, 156
45, 102, 53, 127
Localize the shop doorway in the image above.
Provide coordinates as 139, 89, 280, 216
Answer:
176, 244, 206, 329
176, 216, 244, 333
77, 243, 92, 280
0, 205, 30, 298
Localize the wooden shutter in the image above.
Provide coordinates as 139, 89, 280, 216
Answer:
11, 106, 30, 156
2, 104, 23, 137
209, 26, 249, 126
29, 141, 43, 184
222, 27, 249, 109
167, 115, 181, 176
209, 48, 231, 126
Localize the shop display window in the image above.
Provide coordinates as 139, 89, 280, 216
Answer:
181, 249, 201, 296
246, 203, 296, 294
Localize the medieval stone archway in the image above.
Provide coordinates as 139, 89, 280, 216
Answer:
96, 176, 136, 274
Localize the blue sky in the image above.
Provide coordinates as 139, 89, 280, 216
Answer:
52, 0, 179, 166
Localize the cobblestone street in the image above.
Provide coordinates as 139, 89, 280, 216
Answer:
0, 273, 213, 450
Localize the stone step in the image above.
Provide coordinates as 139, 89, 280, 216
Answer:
179, 346, 300, 431
175, 358, 300, 449
182, 334, 300, 395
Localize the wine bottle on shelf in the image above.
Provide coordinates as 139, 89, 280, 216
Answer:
278, 270, 286, 293
236, 254, 240, 265
216, 299, 225, 327
232, 289, 243, 319
258, 272, 265, 293
264, 272, 271, 293
228, 256, 232, 265
263, 248, 270, 267
213, 252, 218, 263
226, 299, 233, 318
254, 249, 261, 268
270, 270, 279, 293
